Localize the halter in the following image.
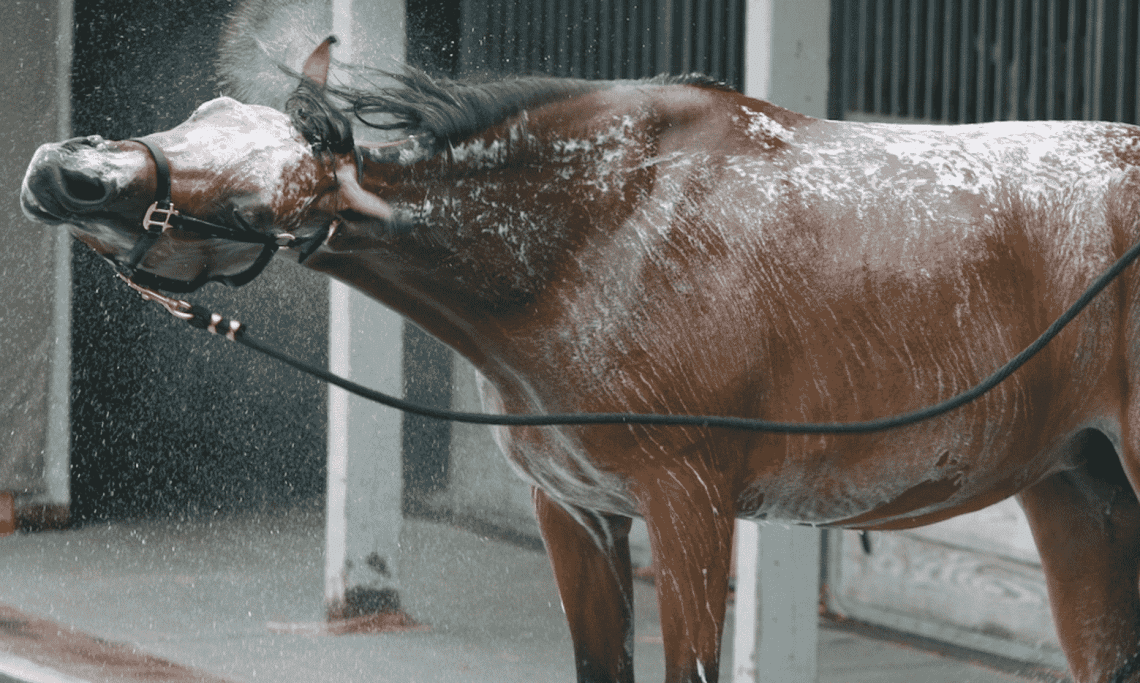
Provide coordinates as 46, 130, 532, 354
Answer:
117, 138, 331, 293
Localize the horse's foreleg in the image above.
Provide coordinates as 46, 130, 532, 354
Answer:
1019, 452, 1140, 683
534, 487, 635, 683
636, 464, 735, 683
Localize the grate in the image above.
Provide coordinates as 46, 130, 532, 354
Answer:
461, 0, 746, 89
832, 0, 1140, 123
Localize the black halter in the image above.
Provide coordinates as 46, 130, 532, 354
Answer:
117, 138, 328, 293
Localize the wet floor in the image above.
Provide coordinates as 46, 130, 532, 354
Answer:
0, 509, 1065, 682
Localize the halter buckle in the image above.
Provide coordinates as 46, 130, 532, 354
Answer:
142, 200, 178, 234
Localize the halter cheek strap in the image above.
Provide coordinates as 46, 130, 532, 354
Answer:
120, 138, 175, 278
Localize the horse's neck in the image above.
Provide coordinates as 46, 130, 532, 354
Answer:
356, 114, 657, 312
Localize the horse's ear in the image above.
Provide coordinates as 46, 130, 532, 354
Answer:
301, 36, 337, 88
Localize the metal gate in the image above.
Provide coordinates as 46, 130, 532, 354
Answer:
832, 0, 1140, 124
460, 0, 746, 88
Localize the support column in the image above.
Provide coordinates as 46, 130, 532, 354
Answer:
324, 0, 408, 620
0, 0, 72, 532
734, 1, 829, 681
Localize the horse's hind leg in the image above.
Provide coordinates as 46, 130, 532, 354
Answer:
534, 488, 635, 683
1019, 430, 1140, 683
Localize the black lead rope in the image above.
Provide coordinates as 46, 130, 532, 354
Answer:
124, 229, 1140, 433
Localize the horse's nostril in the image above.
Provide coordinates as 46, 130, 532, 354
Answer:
60, 167, 109, 204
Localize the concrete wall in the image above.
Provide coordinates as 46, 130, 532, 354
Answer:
1, 0, 72, 526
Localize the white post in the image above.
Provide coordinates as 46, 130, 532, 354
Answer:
734, 1, 829, 681
733, 522, 821, 683
325, 0, 408, 619
46, 0, 73, 519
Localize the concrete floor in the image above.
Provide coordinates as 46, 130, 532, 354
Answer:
0, 508, 1065, 683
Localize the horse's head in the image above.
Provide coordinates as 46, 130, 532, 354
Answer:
21, 38, 392, 292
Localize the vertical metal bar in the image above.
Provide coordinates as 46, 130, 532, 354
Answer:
925, 0, 937, 119
485, 0, 499, 72
1064, 0, 1076, 119
1045, 0, 1056, 119
531, 0, 547, 73
835, 0, 850, 116
1082, 0, 1091, 120
1079, 0, 1088, 120
559, 0, 572, 75
646, 0, 658, 75
873, 0, 885, 114
544, 0, 558, 73
978, 0, 989, 122
1016, 0, 1026, 119
459, 0, 477, 72
942, 0, 954, 121
1092, 0, 1105, 120
856, 0, 869, 112
508, 0, 522, 71
680, 0, 694, 73
890, 0, 901, 116
526, 0, 540, 72
581, 0, 595, 78
959, 0, 971, 122
709, 0, 725, 78
639, 0, 648, 77
611, 0, 624, 78
577, 0, 589, 77
693, 0, 708, 75
652, 0, 665, 74
725, 0, 742, 89
907, 0, 919, 118
569, 0, 582, 76
628, 0, 639, 78
1028, 0, 1040, 118
994, 0, 1006, 119
1117, 0, 1127, 121
516, 0, 531, 72
517, 0, 530, 72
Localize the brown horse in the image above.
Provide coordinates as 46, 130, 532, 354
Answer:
21, 39, 1140, 683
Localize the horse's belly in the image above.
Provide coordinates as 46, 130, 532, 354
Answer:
735, 422, 1105, 529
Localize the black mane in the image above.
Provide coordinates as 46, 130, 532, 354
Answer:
290, 68, 729, 158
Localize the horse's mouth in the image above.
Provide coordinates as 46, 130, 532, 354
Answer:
20, 185, 69, 224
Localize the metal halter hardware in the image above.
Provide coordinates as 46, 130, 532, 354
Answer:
141, 200, 177, 234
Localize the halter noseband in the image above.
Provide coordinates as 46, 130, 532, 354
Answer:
118, 138, 329, 293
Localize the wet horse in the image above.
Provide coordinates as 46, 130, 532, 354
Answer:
21, 39, 1140, 683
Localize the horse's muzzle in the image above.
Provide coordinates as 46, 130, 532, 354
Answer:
21, 137, 116, 221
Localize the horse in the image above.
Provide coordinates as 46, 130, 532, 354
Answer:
21, 38, 1140, 683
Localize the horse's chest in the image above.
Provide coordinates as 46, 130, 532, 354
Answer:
476, 372, 640, 516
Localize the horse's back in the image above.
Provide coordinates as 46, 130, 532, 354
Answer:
652, 99, 1140, 525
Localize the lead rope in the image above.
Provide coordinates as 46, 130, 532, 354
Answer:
122, 226, 1140, 432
